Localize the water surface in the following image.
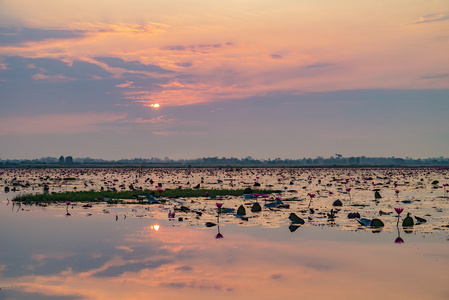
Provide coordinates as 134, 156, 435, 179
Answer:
1, 168, 448, 299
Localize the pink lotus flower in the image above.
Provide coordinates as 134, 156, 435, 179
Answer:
329, 191, 333, 195
157, 189, 164, 194
346, 188, 351, 192
216, 203, 223, 208
394, 208, 404, 215
66, 201, 71, 205
253, 193, 261, 197
307, 193, 316, 198
394, 237, 404, 244
215, 233, 224, 239
395, 189, 400, 194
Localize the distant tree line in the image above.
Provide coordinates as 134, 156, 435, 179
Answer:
1, 155, 449, 167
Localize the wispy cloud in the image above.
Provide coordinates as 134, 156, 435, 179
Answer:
305, 62, 335, 69
410, 12, 449, 24
95, 57, 173, 74
72, 22, 167, 33
0, 27, 87, 46
162, 42, 234, 53
132, 116, 175, 124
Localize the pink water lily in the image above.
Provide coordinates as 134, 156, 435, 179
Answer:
394, 237, 404, 244
394, 208, 404, 215
307, 193, 315, 208
216, 203, 223, 208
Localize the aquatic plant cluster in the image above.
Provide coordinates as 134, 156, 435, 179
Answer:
3, 167, 449, 237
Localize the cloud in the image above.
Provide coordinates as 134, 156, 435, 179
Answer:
162, 42, 233, 53
305, 62, 335, 69
0, 290, 83, 300
95, 57, 173, 74
132, 116, 175, 124
0, 56, 113, 81
0, 56, 170, 115
0, 27, 87, 46
95, 260, 170, 277
270, 274, 283, 280
115, 80, 135, 88
411, 12, 449, 24
73, 22, 166, 34
270, 54, 282, 59
175, 62, 193, 68
159, 279, 223, 290
0, 22, 165, 47
174, 265, 193, 271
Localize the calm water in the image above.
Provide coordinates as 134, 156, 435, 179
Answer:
1, 168, 449, 300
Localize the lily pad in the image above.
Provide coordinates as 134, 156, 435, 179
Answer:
402, 216, 414, 227
289, 213, 305, 225
237, 205, 246, 215
289, 224, 301, 232
371, 218, 384, 228
357, 218, 371, 226
205, 222, 216, 227
251, 202, 262, 212
333, 199, 343, 206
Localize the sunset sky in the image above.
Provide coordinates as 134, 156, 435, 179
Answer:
1, 0, 448, 160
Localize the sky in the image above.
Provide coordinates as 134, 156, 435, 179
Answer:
0, 0, 448, 160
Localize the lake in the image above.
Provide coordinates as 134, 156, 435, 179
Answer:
1, 167, 448, 299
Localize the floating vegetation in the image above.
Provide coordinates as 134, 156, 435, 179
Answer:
12, 188, 278, 204
2, 167, 448, 235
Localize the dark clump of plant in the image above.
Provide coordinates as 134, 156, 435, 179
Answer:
12, 188, 279, 204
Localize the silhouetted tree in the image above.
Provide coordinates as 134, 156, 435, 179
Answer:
65, 156, 73, 165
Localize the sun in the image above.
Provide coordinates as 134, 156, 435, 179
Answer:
150, 103, 160, 108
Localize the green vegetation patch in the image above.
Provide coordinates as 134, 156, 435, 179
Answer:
12, 188, 278, 204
